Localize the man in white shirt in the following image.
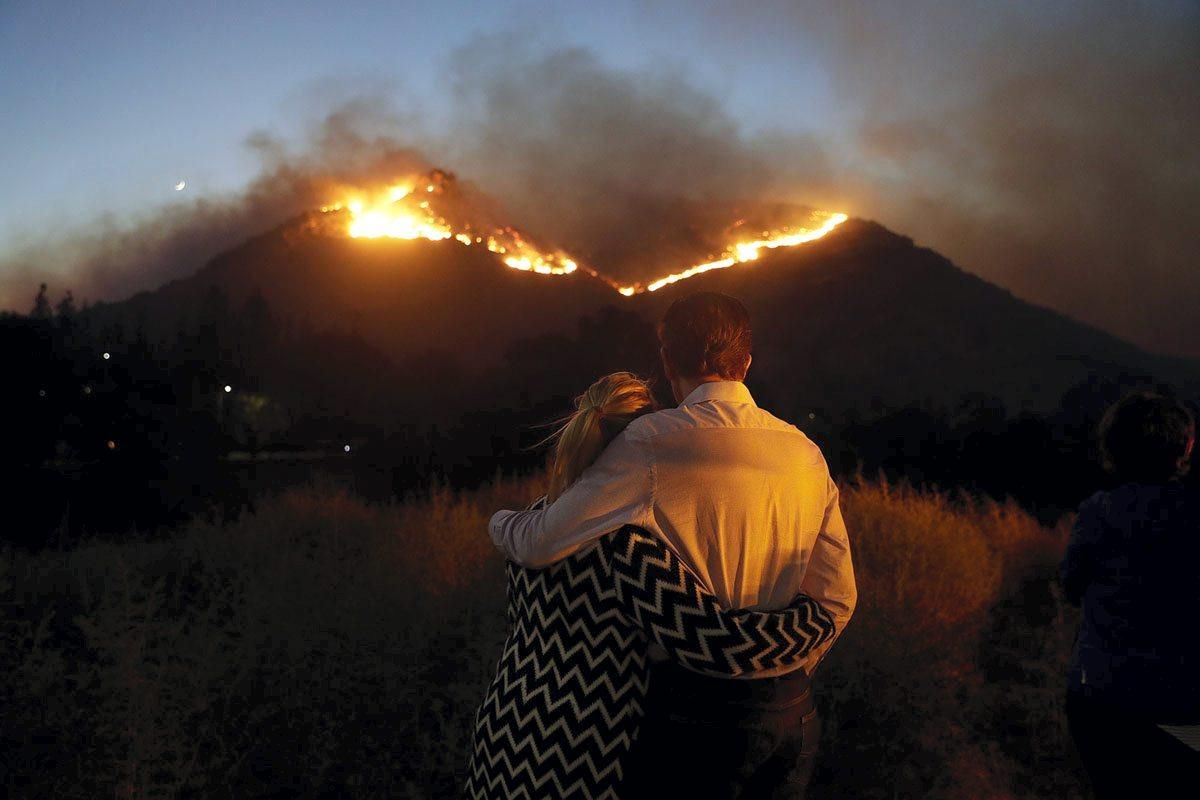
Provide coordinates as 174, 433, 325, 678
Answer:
489, 292, 856, 797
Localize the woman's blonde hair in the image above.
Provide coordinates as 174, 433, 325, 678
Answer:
545, 372, 656, 503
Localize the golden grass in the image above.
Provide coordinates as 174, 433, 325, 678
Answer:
812, 480, 1081, 799
0, 475, 1086, 799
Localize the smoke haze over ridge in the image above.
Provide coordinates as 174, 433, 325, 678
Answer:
2, 1, 1196, 356
789, 0, 1200, 360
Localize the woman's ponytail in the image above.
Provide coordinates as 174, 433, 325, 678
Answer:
545, 372, 656, 503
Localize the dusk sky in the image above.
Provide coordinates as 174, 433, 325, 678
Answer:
2, 1, 1197, 356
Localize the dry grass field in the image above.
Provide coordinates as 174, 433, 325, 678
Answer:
1, 476, 1089, 798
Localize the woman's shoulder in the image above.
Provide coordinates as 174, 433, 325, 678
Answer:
1079, 481, 1200, 534
1079, 482, 1179, 511
1103, 480, 1200, 507
1076, 488, 1113, 521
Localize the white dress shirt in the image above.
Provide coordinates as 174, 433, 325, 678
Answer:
489, 381, 857, 676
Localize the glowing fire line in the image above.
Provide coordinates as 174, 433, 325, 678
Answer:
322, 180, 847, 295
623, 212, 849, 295
322, 181, 580, 276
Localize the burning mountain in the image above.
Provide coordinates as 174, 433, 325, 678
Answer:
313, 169, 581, 277
308, 168, 848, 296
83, 163, 1200, 431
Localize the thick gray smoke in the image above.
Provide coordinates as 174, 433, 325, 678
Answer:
440, 6, 1199, 355
442, 38, 835, 278
780, 0, 1200, 357
4, 2, 1197, 357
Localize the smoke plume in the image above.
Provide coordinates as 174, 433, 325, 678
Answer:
782, 0, 1200, 357
4, 2, 1197, 357
441, 38, 835, 278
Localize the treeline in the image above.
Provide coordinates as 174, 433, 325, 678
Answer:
5, 282, 1193, 544
5, 284, 245, 542
3, 284, 661, 544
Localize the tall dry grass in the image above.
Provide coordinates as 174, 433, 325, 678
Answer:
812, 480, 1083, 799
1, 476, 538, 799
1, 476, 1087, 799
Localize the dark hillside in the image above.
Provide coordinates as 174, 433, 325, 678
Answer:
89, 215, 618, 369
88, 215, 1199, 420
635, 219, 1197, 418
15, 210, 1191, 538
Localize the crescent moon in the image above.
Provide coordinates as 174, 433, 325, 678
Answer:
175, 180, 186, 191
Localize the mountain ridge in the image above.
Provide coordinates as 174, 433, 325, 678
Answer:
83, 212, 1200, 420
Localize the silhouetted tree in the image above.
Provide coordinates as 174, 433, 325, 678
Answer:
31, 283, 52, 320
55, 290, 76, 323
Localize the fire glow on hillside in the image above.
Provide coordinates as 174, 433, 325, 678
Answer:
320, 173, 579, 276
620, 211, 849, 296
321, 171, 847, 296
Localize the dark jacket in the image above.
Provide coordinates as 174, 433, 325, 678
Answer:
1061, 482, 1200, 721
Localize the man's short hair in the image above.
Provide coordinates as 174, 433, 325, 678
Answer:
658, 292, 752, 380
1099, 391, 1195, 483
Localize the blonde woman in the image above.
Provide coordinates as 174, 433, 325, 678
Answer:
466, 372, 836, 799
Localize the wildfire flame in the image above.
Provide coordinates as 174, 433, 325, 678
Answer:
321, 175, 578, 276
619, 212, 849, 295
321, 172, 847, 294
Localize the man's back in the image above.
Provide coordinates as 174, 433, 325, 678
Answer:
491, 380, 856, 677
630, 382, 845, 611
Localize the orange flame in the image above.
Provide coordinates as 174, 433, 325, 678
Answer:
322, 178, 578, 276
322, 176, 847, 294
618, 212, 849, 295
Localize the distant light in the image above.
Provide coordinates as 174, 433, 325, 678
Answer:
343, 444, 351, 453
224, 385, 232, 393
106, 440, 116, 450
102, 352, 111, 360
38, 389, 46, 398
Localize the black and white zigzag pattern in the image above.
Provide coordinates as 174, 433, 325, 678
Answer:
465, 525, 836, 800
609, 530, 839, 678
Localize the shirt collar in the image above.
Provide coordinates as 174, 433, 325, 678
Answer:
679, 381, 757, 408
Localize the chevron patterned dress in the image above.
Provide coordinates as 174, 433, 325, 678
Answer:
465, 523, 837, 799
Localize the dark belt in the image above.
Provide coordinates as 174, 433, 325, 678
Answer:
646, 661, 814, 714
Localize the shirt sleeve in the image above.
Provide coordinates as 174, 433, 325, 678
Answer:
1061, 492, 1105, 607
489, 429, 654, 567
795, 476, 858, 667
607, 526, 837, 677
